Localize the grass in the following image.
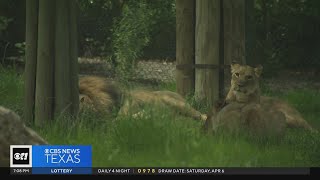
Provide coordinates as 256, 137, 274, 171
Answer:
0, 66, 320, 167
0, 67, 24, 115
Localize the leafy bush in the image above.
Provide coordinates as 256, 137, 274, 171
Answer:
111, 0, 175, 81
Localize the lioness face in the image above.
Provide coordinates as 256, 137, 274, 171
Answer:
230, 63, 263, 100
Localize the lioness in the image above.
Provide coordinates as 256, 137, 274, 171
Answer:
205, 101, 287, 137
204, 63, 315, 134
226, 63, 314, 131
79, 76, 207, 121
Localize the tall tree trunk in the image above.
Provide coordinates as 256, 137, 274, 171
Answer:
69, 0, 79, 116
195, 0, 220, 106
176, 0, 195, 97
26, 0, 79, 126
35, 0, 55, 126
24, 0, 38, 123
223, 0, 250, 94
219, 0, 225, 99
54, 0, 71, 116
55, 0, 79, 117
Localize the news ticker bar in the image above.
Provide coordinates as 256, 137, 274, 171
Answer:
8, 167, 320, 175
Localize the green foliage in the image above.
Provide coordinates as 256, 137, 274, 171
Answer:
111, 1, 153, 80
77, 0, 124, 57
77, 0, 320, 76
111, 0, 175, 81
0, 16, 12, 33
254, 0, 320, 73
141, 0, 176, 60
0, 16, 13, 58
14, 42, 25, 57
2, 0, 320, 77
0, 0, 25, 58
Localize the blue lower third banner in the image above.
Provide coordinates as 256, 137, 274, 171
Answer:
31, 145, 92, 174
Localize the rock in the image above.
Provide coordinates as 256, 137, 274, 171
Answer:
0, 106, 48, 167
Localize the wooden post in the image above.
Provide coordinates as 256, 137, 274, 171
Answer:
24, 0, 38, 123
195, 0, 220, 106
69, 0, 79, 116
35, 0, 55, 126
223, 0, 253, 94
55, 0, 71, 115
176, 0, 195, 97
26, 0, 79, 126
54, 0, 79, 118
219, 0, 225, 99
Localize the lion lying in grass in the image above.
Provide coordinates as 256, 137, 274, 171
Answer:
79, 76, 207, 121
204, 63, 316, 136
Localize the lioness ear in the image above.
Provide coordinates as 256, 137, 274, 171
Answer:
230, 62, 241, 74
254, 65, 263, 78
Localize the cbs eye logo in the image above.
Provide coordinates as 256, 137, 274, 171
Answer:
10, 145, 32, 167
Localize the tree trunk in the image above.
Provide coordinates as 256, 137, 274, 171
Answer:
219, 0, 225, 99
54, 0, 79, 117
26, 0, 79, 125
195, 0, 220, 106
24, 0, 38, 124
176, 0, 195, 98
223, 0, 250, 94
35, 0, 55, 126
69, 0, 79, 116
54, 0, 71, 116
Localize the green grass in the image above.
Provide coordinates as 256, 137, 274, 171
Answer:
1, 67, 320, 167
0, 67, 24, 115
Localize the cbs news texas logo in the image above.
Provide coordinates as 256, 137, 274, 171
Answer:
10, 145, 92, 168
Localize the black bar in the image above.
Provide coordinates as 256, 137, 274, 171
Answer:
92, 167, 311, 175
224, 167, 310, 175
310, 167, 320, 175
0, 167, 317, 176
10, 168, 32, 175
0, 167, 10, 175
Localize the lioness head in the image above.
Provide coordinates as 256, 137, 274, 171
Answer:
228, 63, 263, 103
79, 94, 96, 112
